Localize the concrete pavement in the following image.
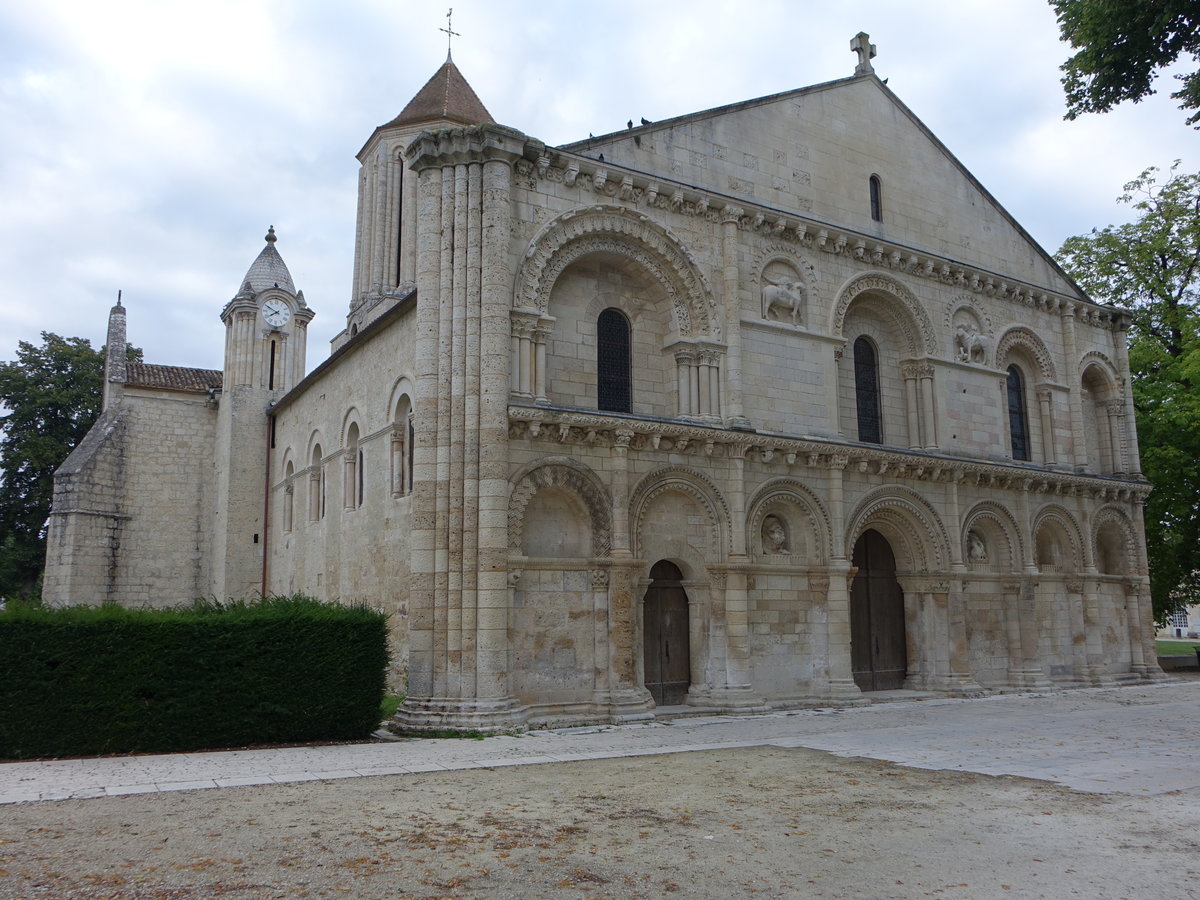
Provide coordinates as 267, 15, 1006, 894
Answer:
4, 680, 1197, 804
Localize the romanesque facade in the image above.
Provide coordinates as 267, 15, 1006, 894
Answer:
44, 37, 1161, 731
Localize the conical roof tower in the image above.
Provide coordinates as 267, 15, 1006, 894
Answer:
346, 55, 493, 340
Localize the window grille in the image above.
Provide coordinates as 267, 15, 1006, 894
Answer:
854, 336, 882, 443
597, 308, 632, 413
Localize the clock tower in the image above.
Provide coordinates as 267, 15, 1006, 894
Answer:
211, 228, 314, 600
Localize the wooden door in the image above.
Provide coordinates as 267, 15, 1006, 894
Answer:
850, 529, 907, 691
643, 561, 690, 705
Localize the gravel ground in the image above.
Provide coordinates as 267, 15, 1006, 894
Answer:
2, 745, 1199, 899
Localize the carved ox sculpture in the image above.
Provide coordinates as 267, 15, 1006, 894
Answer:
763, 279, 805, 325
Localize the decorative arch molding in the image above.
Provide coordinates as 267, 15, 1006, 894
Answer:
387, 376, 417, 420
845, 485, 949, 572
1079, 351, 1120, 388
629, 465, 730, 560
961, 500, 1023, 570
514, 205, 720, 339
746, 478, 833, 562
830, 273, 937, 356
1091, 504, 1138, 574
306, 430, 326, 464
340, 407, 364, 447
1031, 504, 1084, 572
943, 293, 994, 337
507, 457, 613, 557
994, 326, 1057, 382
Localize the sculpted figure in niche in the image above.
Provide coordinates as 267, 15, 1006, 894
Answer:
762, 514, 790, 554
954, 322, 991, 364
967, 530, 988, 563
763, 280, 805, 325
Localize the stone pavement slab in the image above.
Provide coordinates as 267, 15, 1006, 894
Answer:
2, 680, 1197, 804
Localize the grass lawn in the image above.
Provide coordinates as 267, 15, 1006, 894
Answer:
1156, 640, 1200, 656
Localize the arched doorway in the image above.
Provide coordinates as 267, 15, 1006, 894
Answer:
850, 529, 907, 691
643, 560, 690, 705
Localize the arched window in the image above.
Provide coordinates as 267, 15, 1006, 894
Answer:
392, 396, 414, 497
345, 423, 363, 510
853, 336, 882, 443
283, 460, 295, 533
309, 444, 324, 521
1007, 365, 1030, 461
597, 307, 631, 413
869, 175, 883, 222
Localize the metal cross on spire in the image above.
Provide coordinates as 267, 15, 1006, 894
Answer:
440, 8, 460, 60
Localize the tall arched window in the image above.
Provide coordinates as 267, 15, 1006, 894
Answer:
1007, 365, 1030, 461
344, 423, 362, 510
597, 307, 631, 413
283, 460, 295, 533
853, 336, 882, 443
392, 396, 414, 497
869, 175, 883, 222
309, 444, 324, 521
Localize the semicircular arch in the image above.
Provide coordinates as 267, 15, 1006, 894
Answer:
995, 326, 1057, 382
514, 205, 719, 339
831, 273, 937, 356
508, 457, 613, 558
845, 485, 949, 573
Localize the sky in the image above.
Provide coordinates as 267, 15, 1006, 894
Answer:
0, 0, 1194, 373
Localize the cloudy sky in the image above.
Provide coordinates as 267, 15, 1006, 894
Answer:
1, 0, 1194, 372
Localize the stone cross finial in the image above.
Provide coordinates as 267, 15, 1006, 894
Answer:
851, 31, 876, 75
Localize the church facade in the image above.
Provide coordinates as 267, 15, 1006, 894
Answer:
44, 36, 1161, 730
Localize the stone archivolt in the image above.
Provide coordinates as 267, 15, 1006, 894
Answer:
994, 326, 1058, 382
961, 501, 1023, 570
831, 273, 938, 356
629, 465, 730, 559
515, 206, 720, 340
507, 457, 613, 557
846, 485, 950, 573
746, 478, 832, 562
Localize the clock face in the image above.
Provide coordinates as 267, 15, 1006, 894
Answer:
262, 298, 291, 328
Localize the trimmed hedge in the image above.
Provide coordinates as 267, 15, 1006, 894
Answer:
0, 595, 389, 759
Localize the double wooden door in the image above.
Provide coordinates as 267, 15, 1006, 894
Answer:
850, 529, 908, 691
643, 560, 690, 705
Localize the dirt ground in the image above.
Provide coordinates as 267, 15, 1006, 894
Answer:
2, 746, 1199, 899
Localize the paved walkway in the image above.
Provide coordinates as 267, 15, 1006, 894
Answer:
4, 680, 1197, 804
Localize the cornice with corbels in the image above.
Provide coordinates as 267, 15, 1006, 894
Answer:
507, 403, 1150, 502
513, 147, 1128, 332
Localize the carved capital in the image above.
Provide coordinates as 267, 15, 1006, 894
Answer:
591, 569, 610, 590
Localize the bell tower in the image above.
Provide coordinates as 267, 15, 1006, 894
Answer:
343, 53, 493, 344
211, 228, 314, 600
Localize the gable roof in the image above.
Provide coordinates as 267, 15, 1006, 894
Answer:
126, 363, 222, 394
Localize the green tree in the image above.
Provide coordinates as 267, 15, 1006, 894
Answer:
1051, 0, 1200, 127
1056, 164, 1200, 620
0, 334, 138, 600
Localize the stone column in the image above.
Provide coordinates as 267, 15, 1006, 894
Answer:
533, 320, 552, 403
675, 349, 693, 416
824, 457, 861, 700
1105, 400, 1126, 475
901, 363, 922, 449
1002, 581, 1025, 688
1081, 574, 1114, 686
1112, 314, 1142, 475
807, 573, 832, 697
919, 363, 937, 449
1059, 303, 1088, 471
721, 207, 748, 427
1036, 388, 1056, 465
591, 568, 612, 706
708, 446, 763, 709
1017, 577, 1052, 689
608, 429, 654, 719
1065, 578, 1089, 683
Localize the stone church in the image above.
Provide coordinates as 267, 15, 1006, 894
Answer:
44, 35, 1161, 731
